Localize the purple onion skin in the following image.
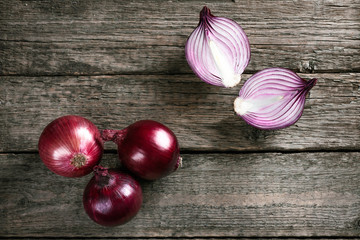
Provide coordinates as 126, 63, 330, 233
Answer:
102, 120, 181, 180
83, 167, 142, 226
38, 115, 104, 177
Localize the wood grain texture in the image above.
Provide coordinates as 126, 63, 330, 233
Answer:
1, 152, 360, 237
1, 239, 355, 240
1, 0, 359, 75
1, 73, 359, 152
0, 237, 358, 240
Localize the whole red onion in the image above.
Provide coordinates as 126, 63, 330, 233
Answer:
101, 120, 181, 180
83, 166, 143, 226
38, 115, 104, 177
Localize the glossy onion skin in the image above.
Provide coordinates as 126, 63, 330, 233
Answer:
185, 6, 250, 88
38, 115, 104, 177
234, 68, 317, 130
83, 168, 142, 226
117, 120, 181, 180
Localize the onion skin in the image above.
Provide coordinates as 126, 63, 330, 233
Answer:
234, 68, 317, 130
38, 115, 104, 177
83, 166, 142, 226
102, 120, 181, 180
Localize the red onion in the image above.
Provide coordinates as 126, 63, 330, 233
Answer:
234, 68, 317, 130
83, 166, 142, 226
101, 120, 181, 180
185, 6, 250, 88
38, 115, 103, 177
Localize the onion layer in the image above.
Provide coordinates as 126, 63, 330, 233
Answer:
38, 115, 103, 177
83, 166, 143, 226
185, 6, 250, 88
101, 120, 181, 180
234, 68, 317, 130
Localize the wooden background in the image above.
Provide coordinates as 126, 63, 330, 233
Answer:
1, 0, 360, 238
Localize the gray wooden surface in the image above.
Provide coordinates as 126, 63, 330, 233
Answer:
1, 0, 359, 75
1, 73, 359, 152
2, 153, 360, 237
1, 0, 359, 238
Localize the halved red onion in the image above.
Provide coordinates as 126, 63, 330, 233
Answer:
234, 68, 317, 130
185, 6, 250, 88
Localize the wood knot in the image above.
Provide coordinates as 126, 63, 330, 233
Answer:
300, 60, 317, 73
355, 218, 360, 228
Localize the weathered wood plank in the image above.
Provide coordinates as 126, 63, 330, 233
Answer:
0, 73, 359, 152
1, 239, 356, 240
1, 0, 359, 75
1, 152, 360, 237
2, 41, 358, 75
2, 239, 357, 240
